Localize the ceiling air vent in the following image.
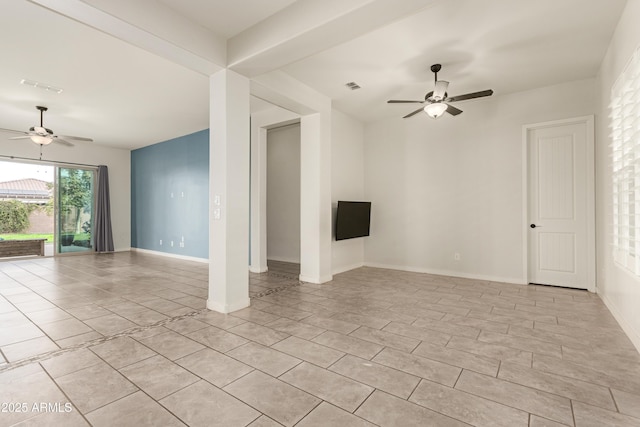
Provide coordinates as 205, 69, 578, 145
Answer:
20, 79, 63, 94
345, 82, 361, 90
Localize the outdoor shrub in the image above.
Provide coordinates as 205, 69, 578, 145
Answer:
0, 200, 30, 233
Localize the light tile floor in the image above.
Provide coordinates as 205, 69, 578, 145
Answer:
0, 253, 639, 426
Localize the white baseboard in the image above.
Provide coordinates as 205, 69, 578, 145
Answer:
249, 266, 268, 273
267, 256, 301, 264
131, 247, 208, 264
363, 262, 526, 285
333, 262, 365, 275
600, 293, 640, 354
207, 298, 250, 313
299, 274, 333, 284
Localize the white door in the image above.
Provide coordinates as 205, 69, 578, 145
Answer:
527, 119, 593, 289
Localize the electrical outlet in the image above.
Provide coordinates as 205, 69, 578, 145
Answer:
454, 252, 461, 261
159, 240, 162, 245
171, 241, 174, 247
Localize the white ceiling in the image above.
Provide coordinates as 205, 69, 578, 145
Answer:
282, 0, 627, 122
157, 0, 298, 38
0, 0, 210, 150
0, 0, 628, 150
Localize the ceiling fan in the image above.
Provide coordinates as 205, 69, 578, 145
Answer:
0, 106, 93, 146
388, 64, 493, 119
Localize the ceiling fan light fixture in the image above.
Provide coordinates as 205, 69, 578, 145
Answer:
30, 134, 53, 145
424, 102, 447, 119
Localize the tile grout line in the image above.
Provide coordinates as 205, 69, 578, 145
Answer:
350, 387, 376, 417
214, 373, 280, 426
40, 361, 95, 426
608, 387, 620, 413
452, 367, 464, 389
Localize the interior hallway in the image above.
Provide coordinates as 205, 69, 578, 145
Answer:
1, 253, 639, 426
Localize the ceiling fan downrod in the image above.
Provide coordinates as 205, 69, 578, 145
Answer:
430, 63, 441, 83
36, 106, 48, 127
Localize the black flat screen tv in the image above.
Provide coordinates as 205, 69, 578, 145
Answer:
335, 201, 371, 241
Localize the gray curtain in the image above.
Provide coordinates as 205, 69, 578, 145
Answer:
95, 165, 114, 252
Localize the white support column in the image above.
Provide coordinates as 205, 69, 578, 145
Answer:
299, 112, 333, 283
208, 69, 251, 313
250, 124, 268, 273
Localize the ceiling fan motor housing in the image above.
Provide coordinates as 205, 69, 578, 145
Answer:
29, 126, 53, 135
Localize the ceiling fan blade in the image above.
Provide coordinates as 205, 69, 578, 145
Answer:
388, 100, 424, 104
446, 89, 493, 103
403, 106, 425, 119
58, 134, 93, 142
433, 81, 449, 100
0, 127, 27, 135
2, 109, 85, 147
446, 104, 463, 116
53, 138, 74, 147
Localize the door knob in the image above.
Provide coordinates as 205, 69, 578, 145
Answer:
530, 224, 541, 228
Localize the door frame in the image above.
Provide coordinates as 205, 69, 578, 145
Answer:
54, 165, 97, 256
521, 115, 596, 292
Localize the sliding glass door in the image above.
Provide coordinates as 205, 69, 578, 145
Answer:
56, 167, 95, 254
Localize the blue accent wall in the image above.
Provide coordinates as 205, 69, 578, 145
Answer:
131, 129, 209, 258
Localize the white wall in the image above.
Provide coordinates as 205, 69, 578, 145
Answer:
595, 0, 640, 351
0, 138, 131, 251
364, 78, 595, 283
267, 124, 301, 263
332, 110, 365, 274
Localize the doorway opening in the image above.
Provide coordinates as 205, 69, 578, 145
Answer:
56, 166, 95, 254
266, 123, 301, 276
0, 160, 95, 258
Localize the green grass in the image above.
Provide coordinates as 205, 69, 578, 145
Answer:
0, 233, 54, 243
